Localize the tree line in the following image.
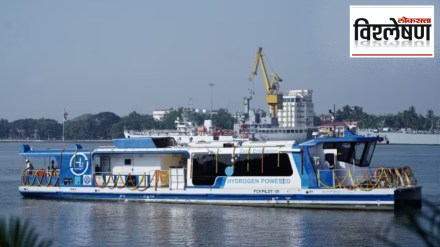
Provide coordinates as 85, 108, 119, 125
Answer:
1, 105, 438, 140
318, 105, 439, 132
0, 108, 236, 140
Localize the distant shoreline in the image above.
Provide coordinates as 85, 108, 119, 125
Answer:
0, 139, 112, 143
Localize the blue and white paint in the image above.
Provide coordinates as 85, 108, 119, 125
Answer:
18, 131, 422, 210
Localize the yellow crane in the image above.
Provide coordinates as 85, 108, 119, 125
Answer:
248, 47, 283, 120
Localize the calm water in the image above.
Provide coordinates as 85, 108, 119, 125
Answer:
1, 142, 439, 246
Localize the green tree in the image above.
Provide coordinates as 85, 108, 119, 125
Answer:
212, 108, 235, 129
64, 114, 97, 140
425, 110, 435, 131
36, 118, 62, 140
124, 111, 155, 130
402, 106, 418, 129
10, 119, 38, 139
109, 122, 125, 138
336, 105, 367, 122
161, 109, 182, 129
93, 112, 121, 139
111, 111, 157, 138
192, 111, 210, 126
0, 119, 9, 139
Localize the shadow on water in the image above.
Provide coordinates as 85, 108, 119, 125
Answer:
380, 200, 440, 247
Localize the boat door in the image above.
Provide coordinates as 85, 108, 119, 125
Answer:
323, 149, 337, 169
318, 149, 337, 187
169, 167, 186, 190
100, 156, 111, 173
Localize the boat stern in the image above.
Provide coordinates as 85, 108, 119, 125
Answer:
394, 186, 422, 210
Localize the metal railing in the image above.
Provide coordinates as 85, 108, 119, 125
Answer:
317, 166, 417, 190
21, 169, 60, 187
93, 170, 169, 191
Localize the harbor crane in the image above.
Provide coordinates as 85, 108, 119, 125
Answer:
248, 47, 283, 124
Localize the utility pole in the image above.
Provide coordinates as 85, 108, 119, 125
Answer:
209, 83, 214, 119
329, 104, 336, 136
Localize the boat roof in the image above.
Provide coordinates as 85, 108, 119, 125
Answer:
19, 144, 90, 157
297, 130, 383, 148
19, 137, 298, 158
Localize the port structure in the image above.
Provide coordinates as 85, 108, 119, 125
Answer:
248, 47, 283, 126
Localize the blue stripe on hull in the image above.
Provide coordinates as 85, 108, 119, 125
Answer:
19, 191, 394, 204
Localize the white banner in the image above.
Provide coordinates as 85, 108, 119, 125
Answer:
350, 5, 434, 58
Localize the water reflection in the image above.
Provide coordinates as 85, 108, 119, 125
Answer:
13, 195, 430, 246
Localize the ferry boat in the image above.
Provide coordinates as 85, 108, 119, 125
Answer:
18, 130, 421, 210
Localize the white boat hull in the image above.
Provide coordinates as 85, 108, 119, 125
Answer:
19, 185, 419, 210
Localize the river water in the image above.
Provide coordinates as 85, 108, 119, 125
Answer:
1, 142, 439, 246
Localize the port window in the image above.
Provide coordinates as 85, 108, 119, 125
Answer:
124, 158, 132, 166
191, 153, 293, 186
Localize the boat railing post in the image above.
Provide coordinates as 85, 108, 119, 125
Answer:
155, 170, 158, 191
332, 169, 335, 188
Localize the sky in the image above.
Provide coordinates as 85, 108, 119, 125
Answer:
1, 0, 439, 122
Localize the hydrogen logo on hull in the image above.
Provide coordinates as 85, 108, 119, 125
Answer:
69, 153, 89, 176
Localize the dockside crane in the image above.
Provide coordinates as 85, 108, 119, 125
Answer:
248, 47, 283, 125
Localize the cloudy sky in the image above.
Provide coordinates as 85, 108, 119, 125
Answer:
1, 0, 439, 121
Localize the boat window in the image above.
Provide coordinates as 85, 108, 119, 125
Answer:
152, 137, 177, 147
192, 153, 293, 186
323, 142, 355, 163
354, 142, 365, 166
99, 155, 111, 172
362, 142, 376, 167
323, 143, 336, 149
124, 158, 132, 165
324, 141, 376, 167
336, 142, 353, 162
352, 142, 376, 167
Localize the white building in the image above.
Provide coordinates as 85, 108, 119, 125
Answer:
194, 109, 208, 114
153, 108, 172, 121
277, 90, 314, 128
